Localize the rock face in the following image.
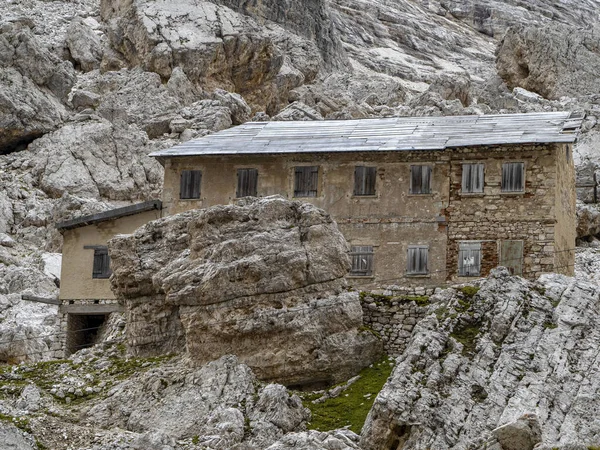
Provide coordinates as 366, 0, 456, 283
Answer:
361, 268, 600, 449
108, 196, 382, 386
86, 355, 311, 446
496, 24, 600, 99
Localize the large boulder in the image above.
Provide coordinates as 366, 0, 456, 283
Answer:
0, 23, 73, 154
361, 269, 600, 449
496, 24, 600, 99
108, 196, 382, 386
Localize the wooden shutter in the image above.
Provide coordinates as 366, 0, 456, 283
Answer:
180, 170, 201, 199
411, 166, 431, 194
407, 246, 428, 274
502, 163, 524, 192
458, 242, 481, 276
462, 163, 484, 193
237, 169, 258, 197
294, 166, 318, 197
354, 166, 376, 196
350, 246, 373, 276
500, 240, 523, 275
92, 247, 111, 279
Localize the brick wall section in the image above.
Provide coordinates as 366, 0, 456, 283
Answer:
360, 288, 435, 356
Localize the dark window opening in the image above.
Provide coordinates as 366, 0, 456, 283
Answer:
92, 247, 111, 279
237, 168, 258, 197
350, 246, 374, 276
500, 240, 524, 276
66, 314, 108, 356
458, 242, 481, 277
410, 165, 432, 194
407, 246, 428, 275
501, 162, 524, 192
462, 163, 484, 193
180, 170, 202, 199
354, 166, 377, 196
294, 166, 319, 197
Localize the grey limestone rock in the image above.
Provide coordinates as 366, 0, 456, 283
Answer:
66, 17, 103, 72
0, 422, 37, 450
108, 196, 382, 386
361, 269, 600, 449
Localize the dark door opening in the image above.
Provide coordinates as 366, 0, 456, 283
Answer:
66, 314, 108, 356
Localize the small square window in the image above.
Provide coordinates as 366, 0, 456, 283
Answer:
458, 242, 481, 277
354, 166, 377, 196
350, 246, 373, 276
410, 165, 432, 194
462, 163, 484, 193
294, 166, 319, 197
407, 246, 428, 275
92, 247, 111, 279
180, 170, 201, 199
237, 168, 258, 197
501, 162, 524, 192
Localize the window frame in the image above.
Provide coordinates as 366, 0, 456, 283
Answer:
406, 245, 429, 276
501, 162, 525, 193
293, 166, 319, 198
349, 245, 374, 277
458, 242, 482, 277
409, 165, 432, 195
461, 163, 485, 194
236, 168, 258, 198
179, 170, 202, 200
353, 166, 377, 196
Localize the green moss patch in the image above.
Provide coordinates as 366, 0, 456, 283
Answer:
450, 322, 480, 356
299, 356, 394, 434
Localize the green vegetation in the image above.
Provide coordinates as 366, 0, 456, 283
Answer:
299, 355, 394, 434
359, 292, 430, 307
543, 321, 558, 330
358, 325, 381, 339
450, 322, 480, 356
459, 286, 480, 299
0, 412, 31, 433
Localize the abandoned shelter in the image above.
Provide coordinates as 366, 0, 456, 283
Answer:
55, 111, 582, 354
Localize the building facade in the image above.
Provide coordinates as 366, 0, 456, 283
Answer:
150, 112, 581, 288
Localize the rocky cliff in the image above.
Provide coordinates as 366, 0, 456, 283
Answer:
108, 196, 381, 386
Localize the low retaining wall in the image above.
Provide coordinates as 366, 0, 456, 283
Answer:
360, 289, 437, 356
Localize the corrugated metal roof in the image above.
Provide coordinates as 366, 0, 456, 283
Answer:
56, 200, 162, 231
149, 112, 583, 158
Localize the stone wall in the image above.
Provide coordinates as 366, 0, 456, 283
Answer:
360, 290, 433, 356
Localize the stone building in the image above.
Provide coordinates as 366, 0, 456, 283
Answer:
56, 200, 162, 355
149, 112, 582, 288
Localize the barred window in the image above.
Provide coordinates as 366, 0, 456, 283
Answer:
410, 165, 432, 194
180, 170, 201, 199
237, 168, 258, 197
92, 247, 111, 279
354, 166, 377, 196
294, 166, 319, 197
458, 242, 481, 277
350, 246, 374, 276
462, 163, 484, 193
407, 246, 428, 275
501, 162, 524, 192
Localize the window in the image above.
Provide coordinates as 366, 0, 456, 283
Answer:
294, 166, 319, 197
458, 242, 481, 277
92, 247, 111, 279
180, 170, 201, 199
462, 163, 484, 193
500, 240, 523, 276
407, 245, 428, 275
354, 166, 377, 196
237, 168, 258, 197
501, 162, 524, 192
350, 246, 374, 276
410, 165, 432, 194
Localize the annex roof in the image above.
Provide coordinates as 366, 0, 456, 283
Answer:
149, 111, 583, 158
56, 200, 162, 231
